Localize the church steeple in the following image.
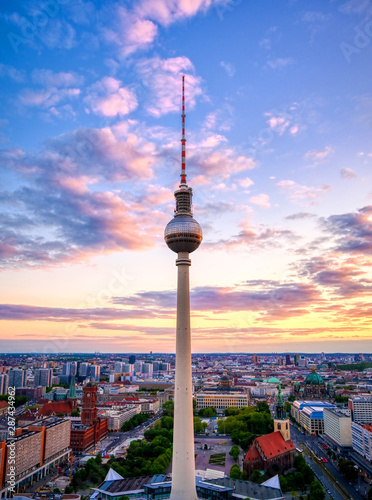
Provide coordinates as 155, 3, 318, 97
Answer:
275, 381, 286, 420
274, 381, 291, 441
67, 375, 77, 410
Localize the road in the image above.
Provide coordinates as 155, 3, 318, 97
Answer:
290, 422, 365, 500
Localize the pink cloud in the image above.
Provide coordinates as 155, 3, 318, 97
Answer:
304, 145, 334, 164
190, 150, 255, 179
250, 193, 271, 209
134, 0, 229, 26
136, 56, 202, 116
85, 77, 138, 117
277, 179, 331, 205
340, 167, 357, 179
239, 177, 254, 189
103, 7, 158, 58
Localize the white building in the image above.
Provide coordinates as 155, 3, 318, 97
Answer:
291, 401, 336, 435
142, 363, 153, 377
114, 362, 124, 373
196, 388, 249, 410
101, 406, 140, 431
349, 397, 372, 424
351, 422, 372, 461
323, 408, 352, 449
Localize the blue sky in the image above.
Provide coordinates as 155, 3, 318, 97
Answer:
0, 0, 371, 354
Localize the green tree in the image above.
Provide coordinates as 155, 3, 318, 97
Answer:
338, 459, 358, 481
294, 454, 306, 471
256, 401, 270, 413
335, 396, 348, 403
279, 474, 289, 493
302, 464, 315, 484
308, 481, 325, 500
162, 400, 174, 417
293, 471, 304, 491
194, 417, 208, 434
199, 406, 217, 417
224, 406, 240, 416
229, 445, 240, 462
229, 464, 241, 479
249, 469, 262, 483
288, 395, 295, 402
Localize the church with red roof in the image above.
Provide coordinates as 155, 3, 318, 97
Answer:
243, 382, 296, 477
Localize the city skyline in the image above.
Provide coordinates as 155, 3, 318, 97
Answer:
1, 0, 372, 354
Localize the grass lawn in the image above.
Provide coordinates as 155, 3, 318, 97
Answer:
209, 453, 226, 466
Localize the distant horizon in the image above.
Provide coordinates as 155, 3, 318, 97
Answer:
2, 351, 370, 357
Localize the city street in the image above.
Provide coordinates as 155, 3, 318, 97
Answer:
290, 423, 365, 500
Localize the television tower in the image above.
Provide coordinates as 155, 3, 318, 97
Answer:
164, 75, 202, 500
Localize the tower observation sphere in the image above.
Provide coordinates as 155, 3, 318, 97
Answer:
164, 210, 202, 253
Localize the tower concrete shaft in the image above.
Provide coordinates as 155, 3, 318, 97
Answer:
170, 251, 197, 500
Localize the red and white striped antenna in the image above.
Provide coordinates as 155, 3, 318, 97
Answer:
180, 75, 187, 186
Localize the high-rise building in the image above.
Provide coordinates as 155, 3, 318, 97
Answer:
114, 362, 123, 373
164, 76, 202, 500
0, 375, 8, 395
324, 408, 352, 450
128, 355, 136, 364
351, 422, 372, 460
8, 369, 25, 388
88, 364, 100, 381
285, 354, 292, 366
252, 354, 259, 364
142, 363, 153, 376
0, 417, 71, 496
79, 362, 90, 377
349, 397, 372, 424
294, 353, 300, 366
34, 368, 53, 387
62, 361, 77, 377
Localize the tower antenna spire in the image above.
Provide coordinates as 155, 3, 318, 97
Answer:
180, 75, 187, 186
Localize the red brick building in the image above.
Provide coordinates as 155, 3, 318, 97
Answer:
70, 384, 108, 453
243, 382, 296, 477
243, 431, 296, 477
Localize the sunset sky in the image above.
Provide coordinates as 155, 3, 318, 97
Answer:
0, 0, 372, 354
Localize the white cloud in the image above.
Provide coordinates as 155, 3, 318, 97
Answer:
0, 63, 25, 83
277, 179, 331, 205
250, 193, 271, 208
134, 0, 230, 26
31, 69, 84, 88
304, 146, 334, 164
266, 57, 294, 70
340, 168, 357, 179
220, 61, 235, 77
85, 77, 138, 117
136, 56, 202, 117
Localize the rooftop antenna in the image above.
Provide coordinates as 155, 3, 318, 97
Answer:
180, 75, 187, 186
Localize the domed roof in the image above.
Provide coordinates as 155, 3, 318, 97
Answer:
305, 370, 324, 385
327, 381, 333, 386
294, 381, 300, 386
268, 377, 280, 383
